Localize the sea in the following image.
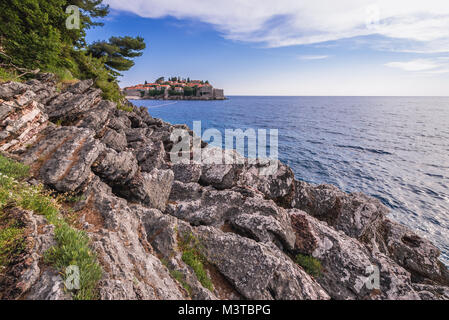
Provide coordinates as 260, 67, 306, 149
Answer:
131, 96, 449, 266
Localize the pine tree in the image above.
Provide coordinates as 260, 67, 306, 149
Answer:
88, 36, 146, 76
0, 0, 65, 69
0, 0, 145, 103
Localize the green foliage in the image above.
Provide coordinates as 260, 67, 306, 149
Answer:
295, 254, 322, 278
18, 185, 60, 222
179, 232, 214, 292
65, 0, 109, 46
88, 36, 146, 76
0, 156, 30, 180
62, 192, 86, 204
183, 86, 194, 96
160, 258, 192, 295
170, 269, 192, 295
0, 155, 102, 300
117, 104, 133, 112
168, 89, 182, 96
44, 222, 102, 300
0, 1, 143, 105
0, 67, 20, 82
147, 89, 165, 97
48, 67, 78, 85
0, 0, 66, 70
70, 49, 124, 103
0, 211, 26, 271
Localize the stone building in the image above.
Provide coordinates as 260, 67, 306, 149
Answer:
213, 88, 224, 99
196, 86, 213, 98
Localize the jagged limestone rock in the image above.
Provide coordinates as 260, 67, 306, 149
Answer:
1, 77, 448, 301
101, 128, 128, 152
0, 100, 48, 153
290, 210, 420, 300
196, 226, 330, 300
36, 127, 104, 192
92, 148, 138, 185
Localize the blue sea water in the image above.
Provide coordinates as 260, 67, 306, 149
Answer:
131, 96, 449, 265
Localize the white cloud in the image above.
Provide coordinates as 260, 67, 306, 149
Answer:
104, 0, 449, 51
298, 55, 329, 60
385, 58, 449, 73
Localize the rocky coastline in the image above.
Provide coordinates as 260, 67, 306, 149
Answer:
1, 74, 448, 300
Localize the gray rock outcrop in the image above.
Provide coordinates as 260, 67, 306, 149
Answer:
1, 76, 448, 300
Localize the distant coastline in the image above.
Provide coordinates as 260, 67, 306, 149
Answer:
122, 77, 225, 101
126, 95, 226, 101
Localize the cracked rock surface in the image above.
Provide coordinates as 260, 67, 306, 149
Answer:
1, 76, 448, 300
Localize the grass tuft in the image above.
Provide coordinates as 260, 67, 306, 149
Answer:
0, 67, 21, 83
295, 254, 322, 278
160, 258, 192, 296
44, 223, 102, 300
117, 103, 133, 112
0, 156, 30, 180
179, 232, 214, 292
0, 211, 26, 271
0, 155, 102, 300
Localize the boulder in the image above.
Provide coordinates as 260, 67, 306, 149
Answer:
169, 181, 204, 203
0, 209, 70, 300
25, 270, 71, 300
290, 210, 420, 300
365, 218, 449, 285
45, 88, 102, 123
133, 139, 166, 172
124, 127, 150, 144
33, 127, 103, 192
77, 101, 115, 134
135, 206, 218, 300
199, 147, 244, 190
196, 226, 330, 300
292, 181, 387, 239
92, 148, 138, 185
413, 284, 449, 300
240, 160, 295, 206
108, 115, 132, 131
172, 162, 202, 183
63, 79, 93, 94
124, 168, 174, 211
0, 82, 28, 99
101, 128, 127, 152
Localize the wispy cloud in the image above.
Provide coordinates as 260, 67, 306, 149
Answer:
104, 0, 449, 52
297, 55, 329, 60
385, 58, 449, 73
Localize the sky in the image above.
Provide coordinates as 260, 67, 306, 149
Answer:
85, 0, 449, 96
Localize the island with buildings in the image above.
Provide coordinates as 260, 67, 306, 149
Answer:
122, 77, 225, 100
